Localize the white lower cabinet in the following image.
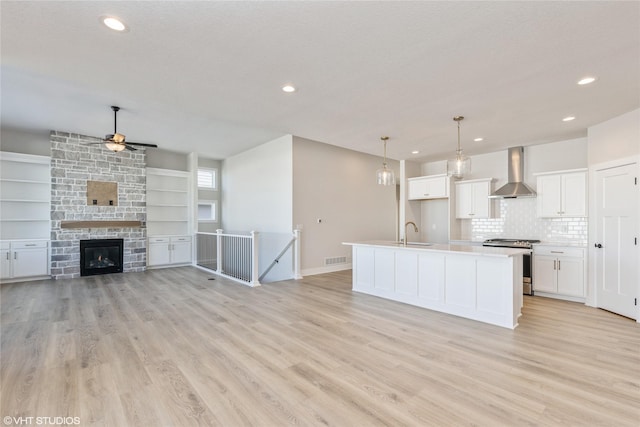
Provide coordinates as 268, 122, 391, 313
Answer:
533, 245, 585, 299
148, 236, 192, 267
1, 240, 50, 280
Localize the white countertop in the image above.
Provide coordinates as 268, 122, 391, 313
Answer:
342, 240, 529, 257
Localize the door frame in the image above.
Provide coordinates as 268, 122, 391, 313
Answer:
587, 155, 639, 322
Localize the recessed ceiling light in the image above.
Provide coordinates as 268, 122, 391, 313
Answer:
474, 137, 483, 142
577, 76, 596, 85
282, 85, 296, 93
562, 116, 576, 122
411, 150, 420, 154
101, 16, 128, 32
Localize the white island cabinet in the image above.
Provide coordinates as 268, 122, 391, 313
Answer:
343, 241, 526, 329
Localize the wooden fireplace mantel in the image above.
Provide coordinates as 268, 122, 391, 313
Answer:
60, 220, 143, 229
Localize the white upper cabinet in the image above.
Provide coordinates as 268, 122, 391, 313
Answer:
407, 174, 449, 200
455, 179, 493, 219
535, 169, 587, 218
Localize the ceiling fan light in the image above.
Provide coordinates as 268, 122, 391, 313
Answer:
113, 133, 126, 143
105, 142, 126, 152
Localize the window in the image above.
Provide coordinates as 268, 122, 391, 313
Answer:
198, 201, 217, 222
197, 168, 217, 190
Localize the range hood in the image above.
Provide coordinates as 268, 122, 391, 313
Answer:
489, 146, 536, 198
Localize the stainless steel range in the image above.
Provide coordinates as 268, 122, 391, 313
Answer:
483, 238, 540, 295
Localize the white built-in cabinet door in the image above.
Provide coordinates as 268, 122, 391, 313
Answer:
12, 245, 49, 278
1, 240, 49, 279
533, 246, 585, 298
148, 238, 171, 266
408, 174, 448, 200
561, 173, 587, 217
533, 255, 558, 293
536, 170, 587, 218
455, 179, 492, 219
171, 237, 192, 264
1, 243, 11, 280
556, 256, 584, 297
148, 236, 192, 267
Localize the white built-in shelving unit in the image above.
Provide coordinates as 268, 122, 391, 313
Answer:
0, 152, 51, 281
145, 167, 192, 267
0, 152, 51, 240
146, 168, 191, 236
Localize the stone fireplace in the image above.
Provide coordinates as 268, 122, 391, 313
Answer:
50, 132, 147, 279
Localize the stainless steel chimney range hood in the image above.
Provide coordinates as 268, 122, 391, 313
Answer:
489, 146, 536, 199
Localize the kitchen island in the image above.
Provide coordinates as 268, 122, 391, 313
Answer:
343, 241, 527, 329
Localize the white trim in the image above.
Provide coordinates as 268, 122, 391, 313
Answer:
301, 263, 352, 277
146, 167, 190, 177
0, 152, 51, 164
533, 167, 588, 177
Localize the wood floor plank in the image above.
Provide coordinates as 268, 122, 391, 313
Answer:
1, 267, 639, 426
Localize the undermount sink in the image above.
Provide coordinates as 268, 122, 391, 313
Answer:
395, 241, 434, 247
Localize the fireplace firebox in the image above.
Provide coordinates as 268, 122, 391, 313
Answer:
80, 239, 124, 276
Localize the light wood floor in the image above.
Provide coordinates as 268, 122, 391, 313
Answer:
1, 267, 639, 426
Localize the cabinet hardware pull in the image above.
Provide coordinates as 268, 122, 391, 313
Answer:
424, 193, 429, 196
553, 260, 556, 270
14, 252, 17, 260
550, 251, 564, 254
558, 260, 561, 270
6, 253, 9, 260
25, 244, 36, 247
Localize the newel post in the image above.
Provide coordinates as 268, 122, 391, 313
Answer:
293, 229, 303, 279
250, 231, 261, 287
216, 229, 223, 274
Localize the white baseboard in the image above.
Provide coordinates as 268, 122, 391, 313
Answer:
301, 263, 352, 277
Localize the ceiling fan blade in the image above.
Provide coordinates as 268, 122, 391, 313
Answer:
126, 142, 158, 148
124, 145, 138, 151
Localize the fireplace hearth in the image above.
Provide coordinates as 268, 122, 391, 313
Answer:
80, 239, 124, 276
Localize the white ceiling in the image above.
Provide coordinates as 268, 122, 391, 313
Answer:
1, 1, 638, 162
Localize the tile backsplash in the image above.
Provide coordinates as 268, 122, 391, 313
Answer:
460, 198, 588, 245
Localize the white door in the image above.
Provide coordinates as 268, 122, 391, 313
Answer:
594, 163, 638, 319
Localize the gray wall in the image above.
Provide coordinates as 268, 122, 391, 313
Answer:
292, 136, 398, 274
197, 156, 222, 233
0, 127, 50, 155
146, 148, 189, 171
588, 108, 639, 164
221, 135, 293, 233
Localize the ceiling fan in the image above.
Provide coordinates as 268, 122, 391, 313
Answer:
89, 106, 158, 152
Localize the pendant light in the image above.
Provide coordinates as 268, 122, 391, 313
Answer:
447, 116, 471, 179
376, 136, 396, 185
